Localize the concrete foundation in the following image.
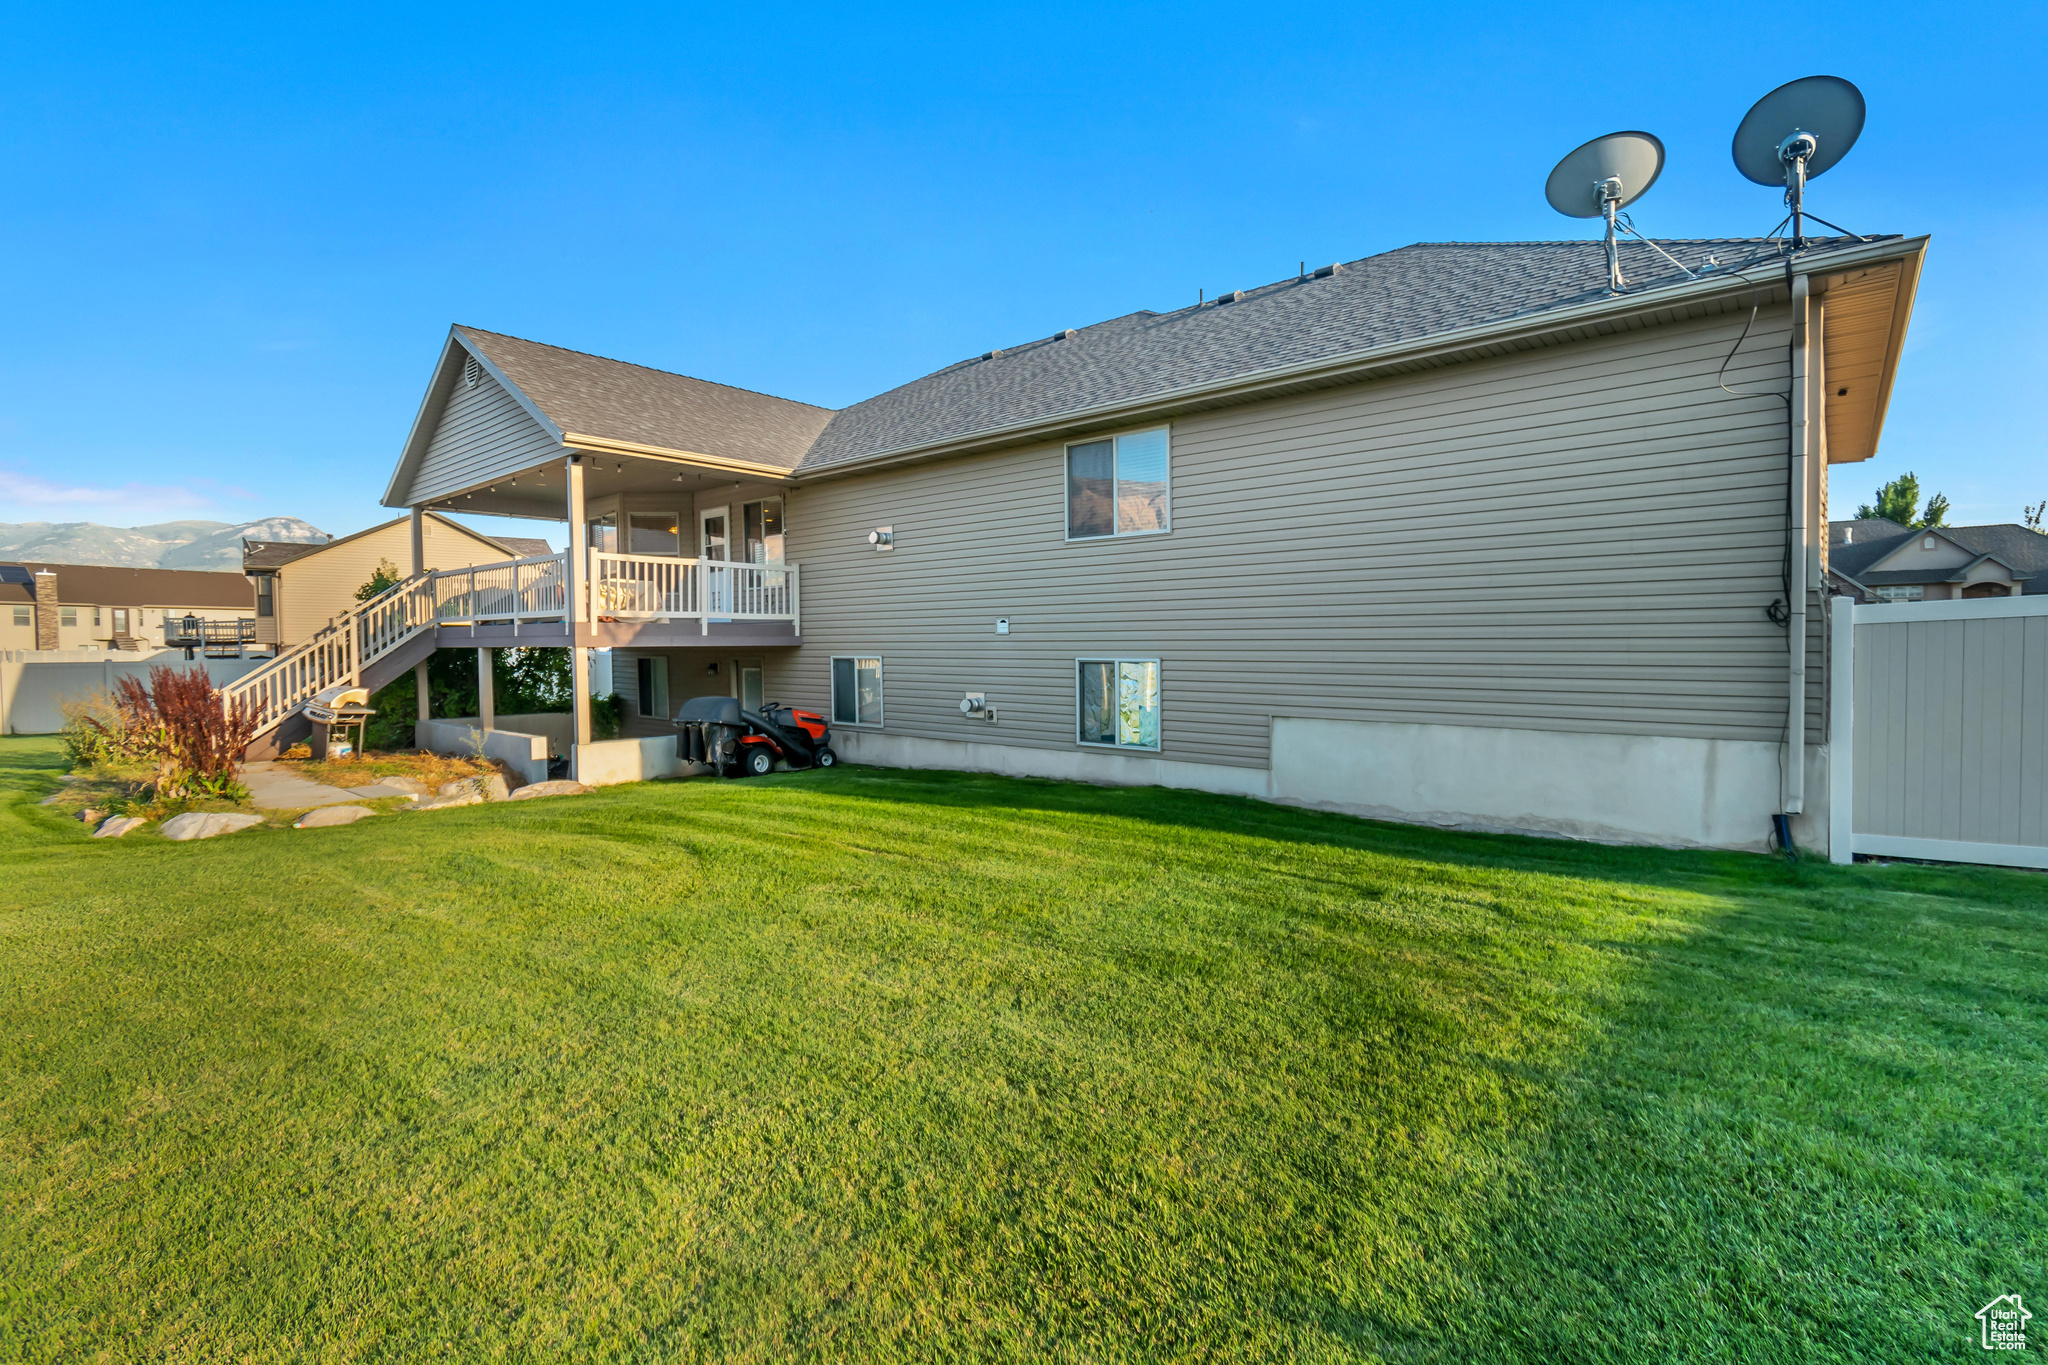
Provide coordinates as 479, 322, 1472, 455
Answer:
572, 735, 685, 787
830, 729, 1269, 799
832, 719, 1832, 856
1270, 717, 1828, 853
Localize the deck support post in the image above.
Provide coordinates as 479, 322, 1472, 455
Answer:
478, 647, 495, 732
415, 660, 430, 726
565, 455, 592, 754
409, 505, 425, 578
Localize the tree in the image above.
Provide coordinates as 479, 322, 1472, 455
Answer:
359, 647, 576, 752
1855, 472, 1950, 529
2025, 500, 2045, 534
355, 558, 402, 602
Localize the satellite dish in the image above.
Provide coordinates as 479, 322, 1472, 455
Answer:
1732, 75, 1866, 248
1545, 131, 1666, 218
1545, 131, 1667, 293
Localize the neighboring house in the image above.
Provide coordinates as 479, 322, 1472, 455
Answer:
1828, 516, 2044, 602
231, 231, 1927, 854
0, 561, 256, 652
242, 512, 551, 650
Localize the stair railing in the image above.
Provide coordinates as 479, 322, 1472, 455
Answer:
223, 573, 436, 734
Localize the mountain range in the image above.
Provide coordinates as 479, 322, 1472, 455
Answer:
0, 518, 332, 570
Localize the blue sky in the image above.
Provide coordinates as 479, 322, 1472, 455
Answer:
1, 2, 2041, 543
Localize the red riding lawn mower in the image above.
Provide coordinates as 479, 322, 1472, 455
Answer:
674, 695, 838, 777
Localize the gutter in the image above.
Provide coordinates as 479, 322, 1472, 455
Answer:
790, 235, 1931, 485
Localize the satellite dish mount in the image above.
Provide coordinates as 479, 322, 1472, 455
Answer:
1732, 76, 1867, 251
1778, 130, 1820, 247
1544, 131, 1681, 294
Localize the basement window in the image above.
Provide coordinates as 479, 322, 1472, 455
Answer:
1066, 427, 1171, 539
1077, 658, 1160, 750
636, 656, 670, 718
831, 656, 883, 727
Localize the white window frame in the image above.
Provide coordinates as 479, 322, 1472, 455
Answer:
10, 606, 27, 627
830, 655, 884, 728
1872, 585, 1926, 603
1074, 656, 1162, 752
1064, 425, 1172, 542
59, 606, 78, 628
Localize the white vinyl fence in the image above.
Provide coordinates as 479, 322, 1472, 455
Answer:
1830, 594, 2048, 868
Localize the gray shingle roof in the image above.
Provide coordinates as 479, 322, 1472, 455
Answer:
241, 540, 329, 570
796, 236, 1883, 471
457, 327, 835, 472
1830, 518, 2048, 593
1829, 518, 1917, 578
495, 537, 555, 559
1941, 524, 2048, 587
6, 562, 254, 609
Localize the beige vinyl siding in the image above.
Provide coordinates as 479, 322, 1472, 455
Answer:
770, 306, 1825, 770
408, 369, 563, 505
274, 519, 514, 647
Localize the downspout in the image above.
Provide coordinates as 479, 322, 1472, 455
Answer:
1783, 272, 1812, 817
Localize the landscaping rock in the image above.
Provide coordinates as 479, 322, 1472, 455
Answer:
294, 805, 376, 829
437, 775, 510, 802
160, 811, 265, 842
378, 775, 431, 795
77, 807, 106, 824
413, 790, 484, 812
94, 816, 147, 838
507, 780, 593, 801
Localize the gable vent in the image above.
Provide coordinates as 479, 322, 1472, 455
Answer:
463, 356, 482, 388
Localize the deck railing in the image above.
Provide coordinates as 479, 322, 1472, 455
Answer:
590, 551, 798, 633
431, 553, 570, 627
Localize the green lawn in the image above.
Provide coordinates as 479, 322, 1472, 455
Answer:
0, 734, 2040, 1362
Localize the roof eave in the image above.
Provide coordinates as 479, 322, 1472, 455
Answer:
1851, 238, 1927, 465
558, 431, 798, 482
793, 235, 1932, 483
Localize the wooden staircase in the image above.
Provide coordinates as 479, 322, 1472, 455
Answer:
227, 573, 438, 754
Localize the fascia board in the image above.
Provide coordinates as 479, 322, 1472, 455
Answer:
559, 432, 796, 482
384, 333, 465, 508
1861, 239, 1927, 462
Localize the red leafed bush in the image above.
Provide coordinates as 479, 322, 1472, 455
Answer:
92, 666, 264, 800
